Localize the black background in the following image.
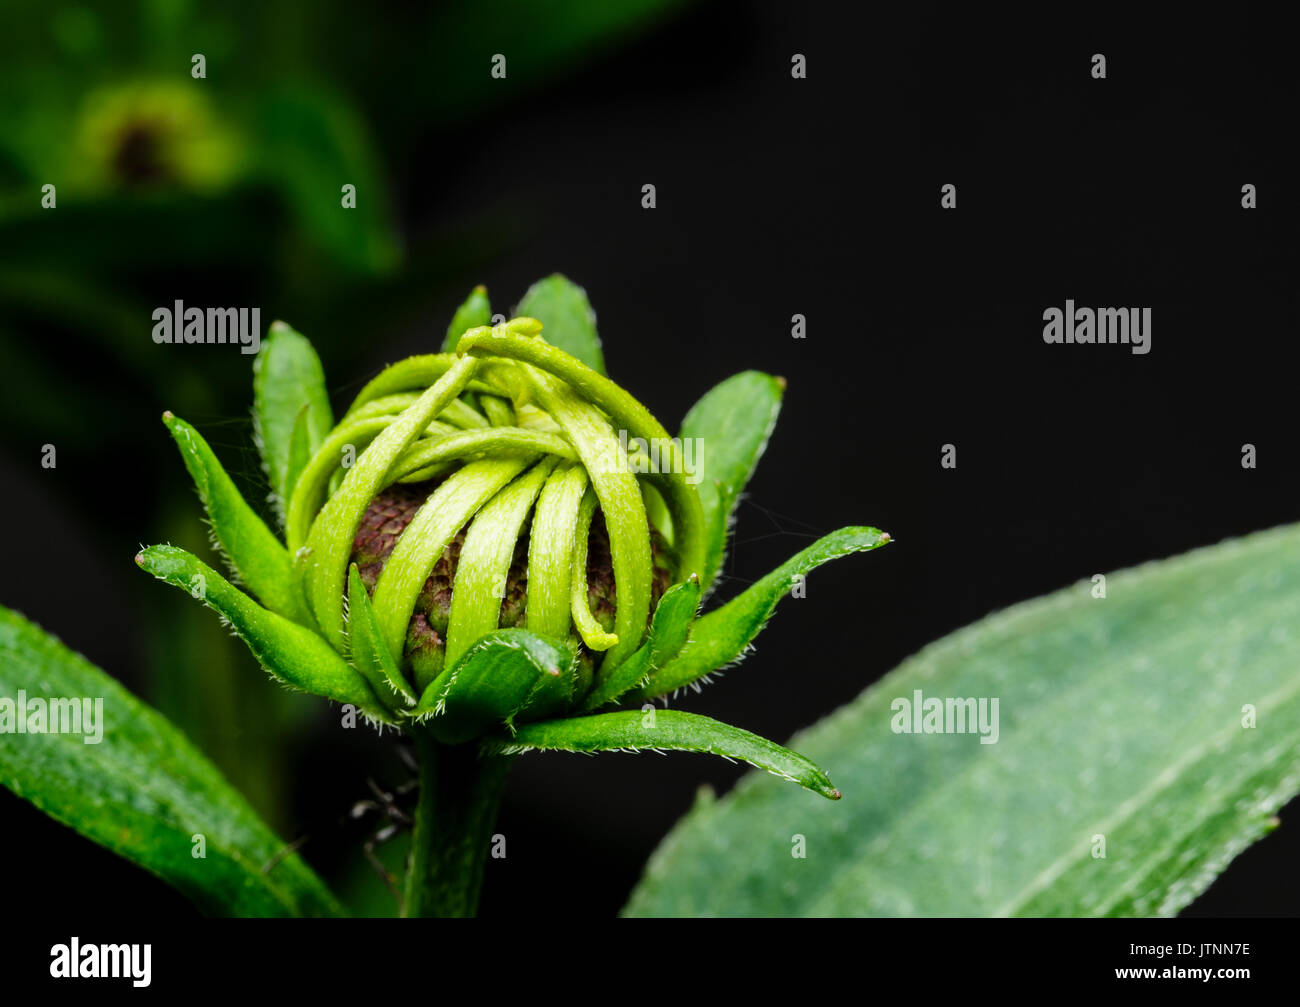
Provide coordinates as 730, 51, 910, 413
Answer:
3, 4, 1297, 919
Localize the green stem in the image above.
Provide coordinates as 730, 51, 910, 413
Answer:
402, 729, 513, 918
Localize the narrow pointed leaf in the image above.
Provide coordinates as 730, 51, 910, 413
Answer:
641, 527, 890, 699
0, 605, 343, 917
625, 523, 1300, 917
162, 412, 308, 623
514, 273, 606, 374
680, 370, 784, 592
582, 576, 701, 712
137, 545, 391, 723
253, 321, 334, 520
413, 629, 577, 744
481, 710, 840, 800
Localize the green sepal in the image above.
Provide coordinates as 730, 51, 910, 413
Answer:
441, 284, 493, 353
136, 545, 393, 724
480, 709, 841, 800
514, 273, 606, 374
162, 412, 309, 624
679, 370, 784, 593
412, 629, 578, 744
284, 404, 316, 513
347, 564, 418, 710
581, 575, 701, 712
253, 321, 334, 523
641, 527, 891, 699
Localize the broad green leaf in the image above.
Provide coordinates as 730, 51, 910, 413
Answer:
137, 545, 392, 723
162, 412, 308, 623
680, 371, 784, 592
582, 576, 701, 712
441, 284, 492, 353
253, 320, 334, 520
481, 709, 840, 800
625, 524, 1300, 917
641, 527, 891, 699
514, 273, 606, 375
414, 629, 578, 744
0, 605, 342, 917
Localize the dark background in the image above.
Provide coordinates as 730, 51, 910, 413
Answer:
1, 4, 1296, 917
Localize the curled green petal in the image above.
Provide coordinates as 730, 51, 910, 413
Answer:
136, 545, 392, 723
446, 458, 559, 666
581, 575, 700, 712
641, 527, 891, 699
344, 354, 506, 417
526, 463, 589, 640
569, 487, 619, 652
387, 426, 577, 483
304, 356, 478, 647
371, 457, 532, 680
479, 395, 515, 427
526, 367, 651, 671
481, 709, 841, 800
286, 416, 391, 553
162, 412, 308, 624
456, 326, 706, 585
413, 629, 577, 744
347, 564, 417, 710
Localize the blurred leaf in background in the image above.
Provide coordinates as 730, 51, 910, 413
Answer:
0, 0, 693, 901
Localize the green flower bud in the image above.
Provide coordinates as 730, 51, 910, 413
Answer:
138, 279, 889, 805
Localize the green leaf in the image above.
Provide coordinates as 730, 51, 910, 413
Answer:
441, 284, 492, 353
0, 605, 343, 917
625, 524, 1300, 917
162, 412, 308, 623
680, 371, 784, 592
137, 545, 392, 723
641, 527, 891, 699
481, 709, 840, 800
514, 273, 606, 375
582, 576, 701, 712
253, 320, 334, 521
413, 629, 578, 744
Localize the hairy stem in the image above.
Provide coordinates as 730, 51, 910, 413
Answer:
402, 729, 512, 917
